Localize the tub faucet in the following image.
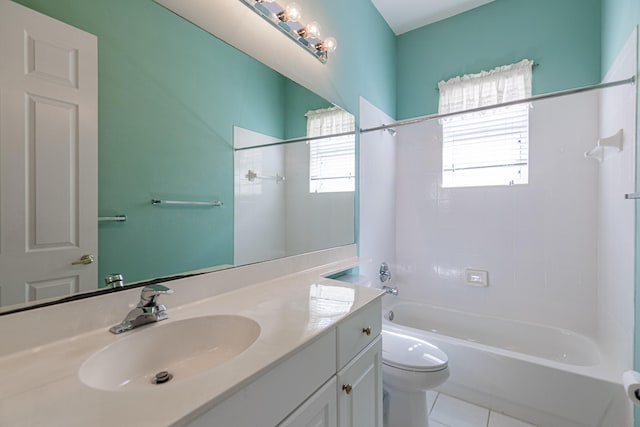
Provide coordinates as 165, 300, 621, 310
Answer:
379, 262, 392, 283
109, 284, 173, 334
379, 262, 397, 295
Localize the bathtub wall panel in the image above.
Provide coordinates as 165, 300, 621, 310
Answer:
394, 93, 600, 336
597, 29, 636, 387
359, 97, 397, 285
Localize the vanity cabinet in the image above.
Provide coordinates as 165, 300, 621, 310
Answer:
187, 298, 382, 427
278, 378, 338, 427
337, 337, 383, 427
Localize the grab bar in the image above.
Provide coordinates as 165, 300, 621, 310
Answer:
151, 199, 223, 207
99, 215, 127, 222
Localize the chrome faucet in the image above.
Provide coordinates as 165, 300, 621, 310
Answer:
109, 284, 174, 334
382, 285, 399, 296
105, 273, 124, 289
379, 262, 391, 283
379, 262, 398, 296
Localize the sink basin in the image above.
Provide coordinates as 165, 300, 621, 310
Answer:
79, 315, 260, 391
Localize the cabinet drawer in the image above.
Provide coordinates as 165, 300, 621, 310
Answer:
336, 298, 382, 369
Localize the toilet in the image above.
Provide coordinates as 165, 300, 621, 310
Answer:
382, 326, 449, 427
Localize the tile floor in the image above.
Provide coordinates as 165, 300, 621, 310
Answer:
427, 391, 536, 427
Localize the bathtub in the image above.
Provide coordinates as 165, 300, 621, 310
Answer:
383, 297, 631, 427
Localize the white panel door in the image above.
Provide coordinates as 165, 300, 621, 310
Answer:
0, 0, 98, 307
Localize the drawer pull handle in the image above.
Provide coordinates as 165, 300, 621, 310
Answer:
362, 327, 372, 336
342, 384, 353, 394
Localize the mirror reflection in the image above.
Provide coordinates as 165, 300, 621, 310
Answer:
0, 0, 355, 313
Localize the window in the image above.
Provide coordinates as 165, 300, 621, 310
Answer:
307, 107, 355, 193
439, 59, 533, 188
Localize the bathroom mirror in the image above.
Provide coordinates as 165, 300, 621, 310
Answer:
0, 0, 355, 314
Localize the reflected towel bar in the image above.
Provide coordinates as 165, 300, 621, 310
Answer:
99, 215, 127, 222
245, 169, 285, 183
151, 199, 223, 207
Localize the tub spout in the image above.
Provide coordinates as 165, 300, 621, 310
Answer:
382, 285, 398, 296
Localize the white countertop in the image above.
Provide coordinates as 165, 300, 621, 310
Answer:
0, 273, 382, 427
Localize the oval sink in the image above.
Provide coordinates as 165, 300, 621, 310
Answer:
79, 315, 260, 391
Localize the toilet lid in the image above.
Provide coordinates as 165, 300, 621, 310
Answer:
382, 329, 448, 372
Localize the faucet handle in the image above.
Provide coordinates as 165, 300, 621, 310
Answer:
139, 284, 173, 307
379, 262, 391, 283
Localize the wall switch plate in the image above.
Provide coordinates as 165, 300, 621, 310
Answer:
465, 269, 488, 287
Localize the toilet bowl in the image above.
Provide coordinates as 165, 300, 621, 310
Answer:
382, 325, 449, 427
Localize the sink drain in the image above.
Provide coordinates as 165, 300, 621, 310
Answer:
151, 371, 173, 385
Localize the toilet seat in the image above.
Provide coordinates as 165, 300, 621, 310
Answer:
382, 329, 448, 373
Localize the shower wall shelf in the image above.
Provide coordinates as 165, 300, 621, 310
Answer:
151, 199, 224, 207
98, 215, 127, 222
245, 169, 286, 183
584, 129, 623, 162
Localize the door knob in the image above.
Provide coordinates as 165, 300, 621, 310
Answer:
72, 254, 94, 265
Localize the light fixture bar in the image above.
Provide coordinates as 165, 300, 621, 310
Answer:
239, 0, 335, 63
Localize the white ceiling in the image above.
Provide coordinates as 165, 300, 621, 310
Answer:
371, 0, 496, 35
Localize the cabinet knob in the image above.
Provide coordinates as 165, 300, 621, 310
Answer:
362, 327, 372, 336
342, 384, 353, 394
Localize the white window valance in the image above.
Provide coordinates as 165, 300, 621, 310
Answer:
306, 106, 355, 135
438, 59, 534, 115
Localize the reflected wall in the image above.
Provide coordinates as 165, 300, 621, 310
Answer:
11, 0, 351, 290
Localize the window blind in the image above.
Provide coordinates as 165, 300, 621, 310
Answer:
307, 107, 355, 193
442, 104, 529, 187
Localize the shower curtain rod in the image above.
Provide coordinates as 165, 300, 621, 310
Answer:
360, 75, 636, 134
233, 130, 356, 152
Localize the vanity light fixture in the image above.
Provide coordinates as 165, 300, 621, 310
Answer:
277, 2, 302, 21
240, 0, 337, 63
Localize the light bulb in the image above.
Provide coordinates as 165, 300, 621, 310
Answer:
279, 2, 302, 21
298, 21, 321, 38
318, 37, 337, 53
305, 21, 321, 38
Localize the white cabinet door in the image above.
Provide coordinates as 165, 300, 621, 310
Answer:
0, 0, 98, 307
337, 336, 383, 427
279, 378, 337, 427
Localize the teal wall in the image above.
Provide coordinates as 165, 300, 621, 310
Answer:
601, 1, 640, 426
294, 0, 397, 118
602, 0, 640, 72
396, 0, 602, 119
283, 80, 333, 140
12, 0, 396, 285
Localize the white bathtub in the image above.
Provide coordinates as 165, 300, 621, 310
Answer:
383, 297, 631, 427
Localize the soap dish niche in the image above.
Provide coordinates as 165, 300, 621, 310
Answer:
584, 129, 623, 162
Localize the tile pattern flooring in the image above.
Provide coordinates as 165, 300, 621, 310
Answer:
427, 391, 536, 427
